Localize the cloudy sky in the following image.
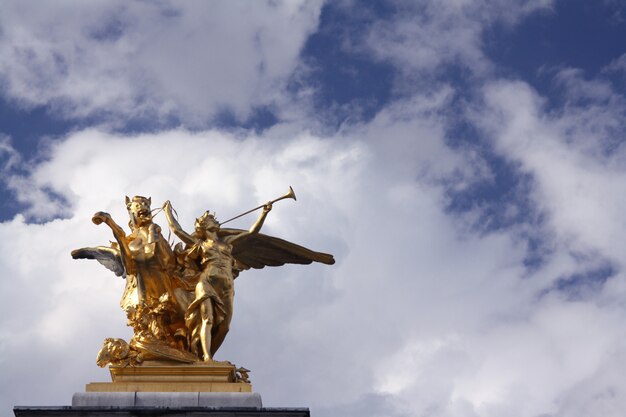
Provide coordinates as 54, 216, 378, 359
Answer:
1, 1, 626, 416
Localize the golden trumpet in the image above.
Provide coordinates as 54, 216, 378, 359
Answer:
219, 186, 296, 225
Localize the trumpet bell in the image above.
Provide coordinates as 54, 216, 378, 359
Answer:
271, 186, 296, 204
286, 186, 297, 201
219, 186, 298, 225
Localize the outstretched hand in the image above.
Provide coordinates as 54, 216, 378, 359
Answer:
92, 211, 111, 225
263, 202, 273, 213
163, 200, 171, 209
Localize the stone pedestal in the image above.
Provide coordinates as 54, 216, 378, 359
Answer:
72, 392, 262, 408
14, 407, 310, 416
14, 361, 309, 416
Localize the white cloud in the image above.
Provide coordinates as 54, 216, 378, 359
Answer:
554, 68, 616, 103
359, 0, 554, 86
0, 1, 323, 125
604, 53, 626, 77
474, 80, 626, 267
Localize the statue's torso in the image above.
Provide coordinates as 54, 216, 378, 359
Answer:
199, 239, 234, 294
126, 224, 177, 305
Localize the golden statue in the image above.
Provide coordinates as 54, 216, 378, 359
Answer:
72, 187, 334, 369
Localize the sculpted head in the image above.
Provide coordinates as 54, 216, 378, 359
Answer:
96, 337, 130, 367
126, 195, 152, 228
195, 211, 219, 234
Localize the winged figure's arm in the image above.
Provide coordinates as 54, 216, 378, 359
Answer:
163, 200, 196, 246
226, 203, 272, 246
71, 246, 126, 277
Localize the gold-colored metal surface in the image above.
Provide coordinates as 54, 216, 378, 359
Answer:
86, 360, 252, 392
72, 188, 335, 374
85, 381, 252, 393
219, 186, 296, 225
109, 361, 238, 382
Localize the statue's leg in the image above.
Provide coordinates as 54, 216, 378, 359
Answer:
209, 290, 233, 357
199, 299, 214, 361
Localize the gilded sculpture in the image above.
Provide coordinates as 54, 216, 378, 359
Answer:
72, 188, 334, 369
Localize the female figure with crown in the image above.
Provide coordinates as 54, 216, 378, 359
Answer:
163, 200, 272, 361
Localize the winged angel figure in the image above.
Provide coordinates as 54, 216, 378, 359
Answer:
72, 192, 334, 366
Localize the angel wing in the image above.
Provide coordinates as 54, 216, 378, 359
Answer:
71, 245, 126, 278
219, 228, 335, 273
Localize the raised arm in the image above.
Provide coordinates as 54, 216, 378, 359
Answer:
91, 211, 135, 275
163, 200, 196, 246
93, 211, 126, 239
249, 202, 272, 234
227, 202, 272, 246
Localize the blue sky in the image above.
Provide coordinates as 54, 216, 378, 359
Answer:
2, 1, 626, 416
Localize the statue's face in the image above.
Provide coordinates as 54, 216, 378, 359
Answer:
195, 212, 219, 234
96, 338, 130, 367
126, 196, 152, 227
205, 218, 219, 232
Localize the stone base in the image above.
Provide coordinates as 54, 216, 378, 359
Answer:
73, 392, 262, 408
14, 406, 310, 416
